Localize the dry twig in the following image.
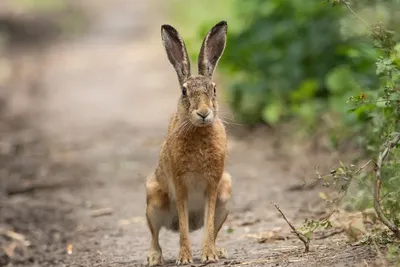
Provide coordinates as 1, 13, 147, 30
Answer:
91, 208, 114, 217
373, 133, 400, 238
272, 202, 310, 253
314, 228, 345, 240
338, 0, 381, 40
6, 180, 74, 196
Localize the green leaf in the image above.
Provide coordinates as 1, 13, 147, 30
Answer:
290, 79, 319, 103
226, 227, 234, 234
346, 108, 358, 114
326, 66, 359, 94
261, 101, 283, 124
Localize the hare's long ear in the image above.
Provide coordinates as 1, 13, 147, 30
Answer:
198, 21, 227, 78
161, 24, 191, 85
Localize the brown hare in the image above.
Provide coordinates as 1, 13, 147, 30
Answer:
145, 21, 232, 266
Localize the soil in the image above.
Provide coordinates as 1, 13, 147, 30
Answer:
0, 1, 385, 267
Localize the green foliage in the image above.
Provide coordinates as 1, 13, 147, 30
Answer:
170, 0, 400, 242
325, 0, 400, 248
220, 0, 353, 125
387, 242, 400, 265
344, 20, 400, 227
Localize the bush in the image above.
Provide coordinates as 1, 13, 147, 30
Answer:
221, 0, 365, 125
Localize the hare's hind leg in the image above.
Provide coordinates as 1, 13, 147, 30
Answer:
146, 174, 169, 266
214, 172, 232, 259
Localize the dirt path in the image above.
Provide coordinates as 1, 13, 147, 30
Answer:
1, 1, 378, 267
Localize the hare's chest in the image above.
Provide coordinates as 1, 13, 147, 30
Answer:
178, 143, 225, 172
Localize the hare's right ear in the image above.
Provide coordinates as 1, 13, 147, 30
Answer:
161, 24, 191, 85
198, 21, 227, 78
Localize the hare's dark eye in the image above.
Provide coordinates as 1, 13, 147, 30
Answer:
213, 85, 216, 95
182, 86, 187, 96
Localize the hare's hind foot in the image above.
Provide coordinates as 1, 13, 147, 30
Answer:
147, 250, 163, 266
216, 247, 228, 259
201, 247, 219, 263
176, 250, 193, 265
146, 173, 168, 266
201, 247, 227, 264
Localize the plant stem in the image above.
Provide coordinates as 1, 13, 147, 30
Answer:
374, 133, 400, 238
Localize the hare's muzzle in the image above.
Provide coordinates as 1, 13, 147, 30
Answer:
192, 108, 214, 126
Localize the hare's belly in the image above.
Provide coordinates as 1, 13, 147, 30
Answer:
165, 208, 204, 233
166, 173, 206, 232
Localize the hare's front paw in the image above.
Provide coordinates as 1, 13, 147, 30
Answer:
216, 247, 228, 259
147, 250, 163, 266
176, 248, 193, 265
201, 247, 219, 263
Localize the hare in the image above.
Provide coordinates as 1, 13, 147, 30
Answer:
145, 21, 232, 266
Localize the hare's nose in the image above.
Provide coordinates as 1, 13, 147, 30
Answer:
196, 110, 210, 119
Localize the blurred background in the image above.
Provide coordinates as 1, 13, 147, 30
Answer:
0, 0, 399, 266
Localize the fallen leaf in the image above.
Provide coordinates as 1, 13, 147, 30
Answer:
239, 218, 260, 227
1, 230, 30, 246
347, 218, 366, 242
118, 219, 131, 226
117, 217, 145, 226
2, 242, 17, 258
4, 230, 25, 242
132, 217, 145, 223
246, 228, 285, 243
67, 244, 73, 255
318, 192, 328, 200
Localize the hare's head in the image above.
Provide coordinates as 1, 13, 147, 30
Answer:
161, 21, 227, 127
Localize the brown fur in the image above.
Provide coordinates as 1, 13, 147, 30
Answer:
145, 21, 232, 266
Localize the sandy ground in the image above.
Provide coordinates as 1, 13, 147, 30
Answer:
0, 1, 382, 266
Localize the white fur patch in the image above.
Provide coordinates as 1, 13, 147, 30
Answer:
168, 172, 206, 212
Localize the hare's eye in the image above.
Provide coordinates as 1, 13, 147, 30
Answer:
212, 82, 216, 95
182, 86, 187, 96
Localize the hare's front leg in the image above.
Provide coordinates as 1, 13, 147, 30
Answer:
214, 172, 232, 259
145, 174, 167, 266
202, 172, 232, 263
174, 181, 193, 265
201, 179, 220, 263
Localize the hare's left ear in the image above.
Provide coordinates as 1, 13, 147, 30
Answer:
198, 21, 227, 78
161, 24, 191, 86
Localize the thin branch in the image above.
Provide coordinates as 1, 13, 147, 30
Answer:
338, 0, 381, 40
374, 132, 400, 238
272, 202, 310, 253
354, 160, 375, 175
